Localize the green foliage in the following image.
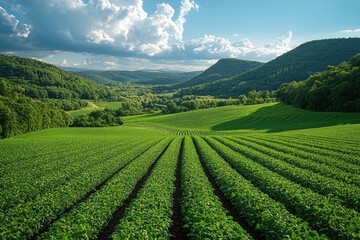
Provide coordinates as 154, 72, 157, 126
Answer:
0, 95, 72, 138
179, 38, 360, 98
0, 54, 119, 100
181, 137, 251, 239
193, 136, 326, 239
71, 108, 123, 127
113, 138, 181, 239
238, 90, 276, 104
206, 136, 360, 239
125, 103, 360, 132
0, 103, 359, 239
277, 53, 360, 112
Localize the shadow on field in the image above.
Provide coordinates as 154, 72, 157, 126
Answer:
211, 103, 360, 133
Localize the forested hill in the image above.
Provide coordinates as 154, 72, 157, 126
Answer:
173, 58, 263, 89
277, 53, 360, 112
180, 38, 360, 98
73, 70, 201, 86
0, 55, 117, 100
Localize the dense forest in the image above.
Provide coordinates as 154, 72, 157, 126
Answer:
71, 109, 123, 127
277, 53, 360, 112
0, 55, 118, 100
178, 38, 360, 98
0, 79, 72, 138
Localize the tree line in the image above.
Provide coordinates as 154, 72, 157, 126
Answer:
276, 53, 360, 112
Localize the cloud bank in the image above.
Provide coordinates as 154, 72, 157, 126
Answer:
0, 0, 296, 70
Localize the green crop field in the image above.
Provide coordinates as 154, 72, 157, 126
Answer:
1, 103, 360, 239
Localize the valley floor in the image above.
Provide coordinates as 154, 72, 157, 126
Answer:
1, 103, 359, 239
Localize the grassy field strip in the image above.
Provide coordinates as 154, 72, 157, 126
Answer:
218, 136, 360, 212
180, 137, 252, 239
193, 136, 325, 239
0, 138, 161, 239
0, 139, 77, 166
204, 137, 360, 239
0, 138, 144, 211
292, 134, 360, 147
245, 135, 360, 175
111, 137, 182, 239
0, 140, 99, 180
272, 134, 360, 158
0, 139, 120, 188
280, 134, 360, 150
261, 135, 360, 165
249, 136, 360, 174
38, 138, 173, 240
232, 136, 360, 186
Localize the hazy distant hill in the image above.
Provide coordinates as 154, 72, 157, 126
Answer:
180, 38, 360, 97
0, 55, 116, 100
173, 58, 263, 89
73, 70, 202, 86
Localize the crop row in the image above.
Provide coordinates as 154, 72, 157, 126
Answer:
0, 138, 161, 239
242, 134, 360, 175
38, 138, 173, 240
204, 136, 360, 239
181, 136, 251, 239
0, 138, 143, 211
257, 134, 360, 166
111, 137, 182, 239
223, 136, 360, 207
278, 134, 360, 153
192, 136, 325, 239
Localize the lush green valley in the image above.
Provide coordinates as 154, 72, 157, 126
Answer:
1, 103, 359, 239
1, 38, 360, 239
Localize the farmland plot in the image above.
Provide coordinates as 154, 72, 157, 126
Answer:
1, 117, 359, 239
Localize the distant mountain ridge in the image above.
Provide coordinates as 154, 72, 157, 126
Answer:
179, 38, 360, 97
173, 58, 264, 89
73, 70, 202, 86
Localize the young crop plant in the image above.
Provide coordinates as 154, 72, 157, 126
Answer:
223, 136, 360, 211
236, 135, 360, 185
38, 137, 173, 240
181, 136, 252, 239
206, 136, 360, 239
192, 136, 326, 240
112, 137, 182, 239
0, 138, 162, 239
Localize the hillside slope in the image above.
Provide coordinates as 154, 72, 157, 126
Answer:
277, 53, 360, 112
173, 58, 263, 89
183, 38, 360, 97
0, 55, 117, 100
125, 103, 360, 132
73, 70, 201, 86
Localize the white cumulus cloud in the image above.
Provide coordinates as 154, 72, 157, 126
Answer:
189, 31, 293, 61
0, 6, 31, 38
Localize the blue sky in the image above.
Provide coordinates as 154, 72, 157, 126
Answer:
1, 0, 359, 71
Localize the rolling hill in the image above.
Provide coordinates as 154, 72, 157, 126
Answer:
124, 103, 360, 133
73, 70, 201, 86
180, 38, 360, 98
0, 54, 117, 100
172, 58, 263, 89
